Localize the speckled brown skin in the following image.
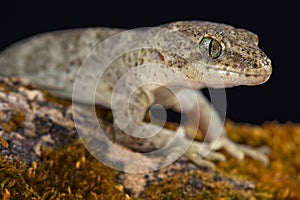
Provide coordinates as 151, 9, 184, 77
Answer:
0, 22, 271, 89
160, 21, 272, 87
0, 21, 272, 169
165, 21, 270, 71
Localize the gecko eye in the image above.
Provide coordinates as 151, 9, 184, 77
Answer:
199, 37, 222, 59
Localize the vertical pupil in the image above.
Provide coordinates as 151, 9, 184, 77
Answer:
208, 40, 213, 56
199, 37, 221, 59
208, 40, 220, 58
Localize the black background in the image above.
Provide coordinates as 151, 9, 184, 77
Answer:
0, 1, 298, 124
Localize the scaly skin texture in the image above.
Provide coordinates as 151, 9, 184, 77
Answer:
0, 21, 272, 169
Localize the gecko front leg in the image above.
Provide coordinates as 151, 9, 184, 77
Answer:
109, 78, 226, 169
155, 87, 270, 166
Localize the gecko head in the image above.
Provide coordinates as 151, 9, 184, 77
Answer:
165, 21, 272, 87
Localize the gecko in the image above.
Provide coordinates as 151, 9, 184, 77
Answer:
0, 21, 272, 169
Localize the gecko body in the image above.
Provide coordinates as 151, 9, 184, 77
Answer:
0, 21, 272, 169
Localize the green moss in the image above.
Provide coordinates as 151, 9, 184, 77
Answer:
138, 121, 300, 199
139, 171, 254, 199
0, 140, 130, 200
1, 84, 300, 200
219, 121, 300, 199
0, 137, 9, 149
0, 110, 25, 132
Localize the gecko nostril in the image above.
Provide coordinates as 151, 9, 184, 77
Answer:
253, 63, 258, 68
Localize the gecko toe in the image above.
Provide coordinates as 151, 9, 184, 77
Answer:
210, 136, 269, 165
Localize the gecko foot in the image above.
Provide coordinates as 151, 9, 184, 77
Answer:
210, 136, 270, 165
182, 140, 226, 170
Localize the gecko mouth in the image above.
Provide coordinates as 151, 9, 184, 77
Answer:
222, 69, 271, 77
204, 65, 272, 86
209, 65, 272, 77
